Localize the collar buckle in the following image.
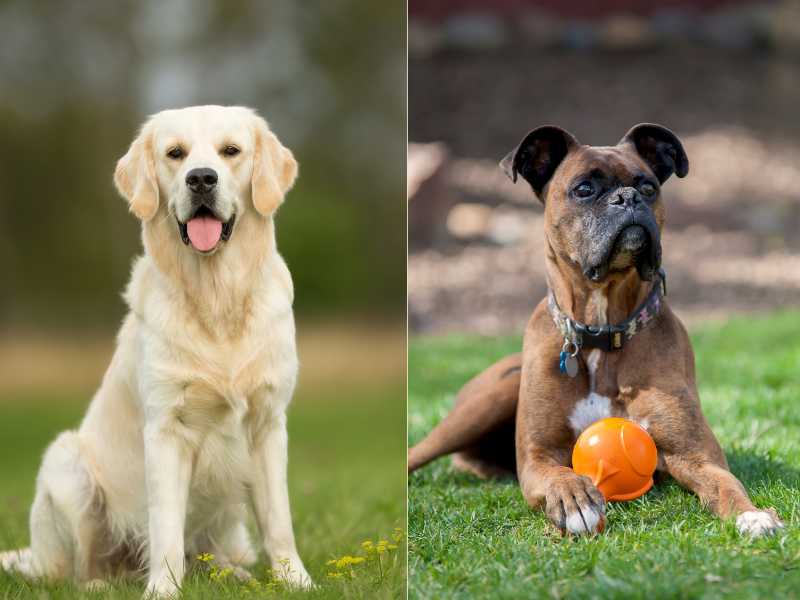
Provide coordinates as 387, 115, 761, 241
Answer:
547, 270, 666, 353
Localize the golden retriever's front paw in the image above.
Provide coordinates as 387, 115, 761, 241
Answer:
736, 508, 784, 538
143, 578, 180, 599
273, 557, 314, 589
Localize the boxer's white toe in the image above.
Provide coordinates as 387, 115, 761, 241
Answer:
565, 505, 602, 534
736, 510, 783, 537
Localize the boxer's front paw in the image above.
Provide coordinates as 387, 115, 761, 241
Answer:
736, 509, 784, 538
545, 472, 606, 535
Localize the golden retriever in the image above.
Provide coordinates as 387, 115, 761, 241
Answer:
0, 105, 312, 596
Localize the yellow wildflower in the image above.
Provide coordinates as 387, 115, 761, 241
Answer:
335, 555, 360, 569
197, 552, 215, 563
209, 566, 233, 581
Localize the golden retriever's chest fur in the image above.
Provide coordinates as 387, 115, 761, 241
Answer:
125, 251, 297, 424
117, 253, 298, 506
176, 328, 295, 413
175, 331, 296, 502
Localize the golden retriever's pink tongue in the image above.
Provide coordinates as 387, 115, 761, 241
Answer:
186, 216, 222, 251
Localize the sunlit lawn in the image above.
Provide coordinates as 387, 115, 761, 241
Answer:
0, 378, 406, 599
409, 311, 800, 599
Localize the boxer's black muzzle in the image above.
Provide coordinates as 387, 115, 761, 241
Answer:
580, 187, 662, 283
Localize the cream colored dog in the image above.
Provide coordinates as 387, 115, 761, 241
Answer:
0, 105, 312, 597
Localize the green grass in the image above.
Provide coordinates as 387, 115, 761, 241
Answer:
409, 311, 800, 599
0, 381, 406, 599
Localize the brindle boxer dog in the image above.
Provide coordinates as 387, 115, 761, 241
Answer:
409, 124, 784, 538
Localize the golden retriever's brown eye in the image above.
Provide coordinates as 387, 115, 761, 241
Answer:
166, 147, 184, 160
222, 145, 240, 157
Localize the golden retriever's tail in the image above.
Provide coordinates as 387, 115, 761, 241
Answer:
408, 353, 522, 473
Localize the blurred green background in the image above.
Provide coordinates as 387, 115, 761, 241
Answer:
0, 1, 406, 597
0, 0, 406, 327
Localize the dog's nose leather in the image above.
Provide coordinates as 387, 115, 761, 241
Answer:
609, 187, 639, 207
186, 168, 218, 194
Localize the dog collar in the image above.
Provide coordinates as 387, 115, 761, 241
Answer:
548, 268, 666, 355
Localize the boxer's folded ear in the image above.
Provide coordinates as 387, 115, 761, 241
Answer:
500, 126, 580, 201
619, 123, 689, 184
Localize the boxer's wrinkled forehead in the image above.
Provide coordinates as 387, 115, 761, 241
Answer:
500, 123, 688, 203
553, 146, 658, 194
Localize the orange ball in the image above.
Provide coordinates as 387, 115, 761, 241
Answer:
572, 417, 658, 502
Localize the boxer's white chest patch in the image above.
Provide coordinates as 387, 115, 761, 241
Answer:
568, 294, 613, 436
569, 392, 611, 436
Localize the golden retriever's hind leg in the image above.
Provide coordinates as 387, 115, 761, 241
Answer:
29, 432, 107, 583
216, 520, 257, 568
192, 510, 257, 582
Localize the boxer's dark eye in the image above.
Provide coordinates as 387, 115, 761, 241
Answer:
573, 182, 595, 198
640, 182, 657, 197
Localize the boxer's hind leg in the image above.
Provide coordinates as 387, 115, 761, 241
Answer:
5, 431, 109, 583
409, 353, 522, 473
452, 421, 517, 479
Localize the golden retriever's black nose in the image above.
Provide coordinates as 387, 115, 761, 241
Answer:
186, 168, 218, 194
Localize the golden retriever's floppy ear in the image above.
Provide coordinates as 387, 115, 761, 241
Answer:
114, 122, 159, 221
251, 116, 298, 216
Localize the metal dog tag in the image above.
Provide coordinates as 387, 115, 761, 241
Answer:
561, 353, 578, 377
559, 340, 579, 378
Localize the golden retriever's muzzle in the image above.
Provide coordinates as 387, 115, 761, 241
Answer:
177, 168, 236, 253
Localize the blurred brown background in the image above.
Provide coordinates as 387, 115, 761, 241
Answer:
409, 0, 800, 334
